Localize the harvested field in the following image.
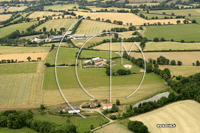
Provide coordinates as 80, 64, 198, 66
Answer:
145, 24, 200, 41
129, 100, 200, 133
144, 42, 200, 51
0, 73, 43, 108
0, 46, 50, 54
0, 52, 49, 62
76, 20, 127, 34
0, 14, 12, 21
35, 19, 77, 31
130, 52, 200, 66
7, 6, 27, 12
28, 11, 63, 18
44, 4, 79, 11
159, 65, 200, 77
0, 22, 37, 38
95, 124, 132, 133
74, 12, 185, 25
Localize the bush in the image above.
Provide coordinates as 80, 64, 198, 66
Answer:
154, 37, 159, 42
171, 60, 176, 65
109, 115, 117, 120
177, 61, 182, 66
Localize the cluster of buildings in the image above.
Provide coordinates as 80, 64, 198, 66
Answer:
57, 105, 80, 114
84, 57, 107, 67
82, 100, 100, 108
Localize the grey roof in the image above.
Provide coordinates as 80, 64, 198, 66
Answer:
51, 35, 64, 39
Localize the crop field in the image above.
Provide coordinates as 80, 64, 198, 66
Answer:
28, 11, 63, 18
95, 123, 132, 133
144, 24, 200, 41
0, 46, 50, 54
0, 63, 37, 74
35, 19, 77, 31
0, 52, 49, 61
88, 6, 131, 11
0, 73, 43, 108
140, 13, 175, 19
0, 22, 37, 38
129, 100, 200, 133
7, 6, 27, 12
130, 52, 200, 66
93, 42, 140, 51
144, 42, 200, 51
150, 9, 200, 17
43, 66, 168, 104
74, 11, 185, 25
0, 14, 12, 21
0, 127, 37, 133
44, 4, 79, 11
42, 42, 71, 47
34, 113, 109, 133
159, 65, 200, 77
75, 20, 127, 34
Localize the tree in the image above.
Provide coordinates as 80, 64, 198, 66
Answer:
43, 27, 47, 32
177, 20, 181, 24
188, 14, 191, 16
128, 121, 148, 133
181, 40, 184, 43
90, 124, 94, 129
171, 13, 174, 16
196, 95, 200, 103
177, 61, 182, 66
140, 41, 145, 50
116, 99, 120, 105
27, 56, 31, 62
114, 33, 118, 39
196, 60, 200, 66
146, 63, 153, 73
154, 37, 159, 42
37, 17, 40, 21
160, 37, 165, 41
183, 20, 187, 24
40, 104, 45, 110
171, 60, 176, 65
109, 115, 117, 120
192, 19, 196, 23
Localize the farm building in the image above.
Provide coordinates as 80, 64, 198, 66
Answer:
84, 57, 107, 66
48, 35, 64, 42
103, 103, 113, 110
68, 110, 80, 114
82, 101, 100, 108
58, 105, 80, 113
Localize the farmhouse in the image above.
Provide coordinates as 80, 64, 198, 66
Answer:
82, 101, 100, 108
85, 57, 107, 66
103, 103, 113, 110
49, 35, 64, 42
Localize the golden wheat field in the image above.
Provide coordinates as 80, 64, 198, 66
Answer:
28, 11, 63, 18
74, 12, 185, 25
130, 52, 200, 66
129, 100, 200, 133
0, 14, 12, 21
0, 52, 49, 61
7, 6, 27, 12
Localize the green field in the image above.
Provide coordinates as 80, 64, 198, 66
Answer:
140, 13, 175, 19
187, 17, 200, 24
75, 20, 127, 34
35, 19, 77, 31
0, 63, 38, 74
0, 127, 37, 133
0, 46, 50, 54
44, 4, 79, 10
34, 113, 109, 133
0, 22, 37, 38
80, 50, 119, 59
45, 48, 79, 65
145, 24, 200, 41
149, 9, 200, 17
112, 58, 141, 73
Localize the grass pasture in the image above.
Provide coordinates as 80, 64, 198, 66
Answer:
95, 123, 132, 133
130, 52, 200, 66
28, 11, 63, 18
145, 24, 200, 41
0, 46, 50, 54
35, 19, 77, 31
0, 14, 12, 21
159, 65, 200, 77
140, 13, 175, 19
0, 22, 37, 38
7, 6, 27, 12
0, 73, 43, 108
44, 4, 79, 11
129, 100, 200, 133
187, 17, 200, 24
75, 20, 127, 34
